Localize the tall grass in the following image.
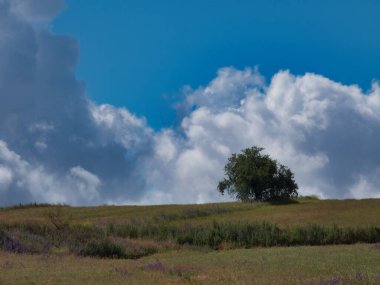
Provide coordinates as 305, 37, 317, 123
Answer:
0, 222, 158, 259
107, 220, 380, 249
151, 206, 236, 222
1, 220, 380, 258
2, 199, 380, 260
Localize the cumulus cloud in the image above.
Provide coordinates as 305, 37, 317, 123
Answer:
177, 66, 265, 114
1, 0, 380, 206
145, 69, 380, 203
69, 166, 101, 202
0, 0, 152, 205
0, 166, 13, 190
0, 140, 102, 205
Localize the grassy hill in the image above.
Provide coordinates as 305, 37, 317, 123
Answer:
2, 197, 380, 226
1, 198, 380, 284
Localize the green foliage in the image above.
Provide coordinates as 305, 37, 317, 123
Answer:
218, 146, 298, 202
0, 222, 162, 259
0, 222, 106, 255
46, 206, 72, 230
122, 241, 160, 259
106, 220, 380, 249
79, 239, 127, 259
2, 199, 380, 263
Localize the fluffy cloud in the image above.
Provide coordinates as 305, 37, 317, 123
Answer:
145, 69, 380, 203
0, 0, 152, 205
1, 0, 380, 206
0, 140, 102, 205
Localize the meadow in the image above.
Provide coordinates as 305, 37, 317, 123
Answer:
1, 197, 380, 284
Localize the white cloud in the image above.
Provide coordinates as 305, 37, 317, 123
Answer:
10, 0, 65, 22
349, 169, 380, 199
0, 165, 13, 190
1, 0, 380, 205
69, 166, 100, 202
153, 130, 178, 163
0, 1, 152, 205
141, 69, 380, 203
177, 66, 265, 115
0, 140, 103, 205
90, 103, 153, 150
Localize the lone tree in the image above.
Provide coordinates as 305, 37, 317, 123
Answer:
218, 147, 298, 202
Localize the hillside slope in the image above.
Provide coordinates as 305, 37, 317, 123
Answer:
1, 197, 380, 227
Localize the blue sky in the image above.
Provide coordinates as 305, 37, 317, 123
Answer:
2, 0, 380, 205
52, 0, 380, 129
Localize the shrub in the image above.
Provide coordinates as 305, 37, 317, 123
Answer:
0, 229, 29, 253
79, 239, 126, 259
46, 206, 72, 230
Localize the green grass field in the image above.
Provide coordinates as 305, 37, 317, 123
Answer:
2, 197, 380, 227
1, 244, 380, 284
1, 198, 380, 284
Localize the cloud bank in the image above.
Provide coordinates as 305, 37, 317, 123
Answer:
1, 0, 380, 205
0, 0, 152, 205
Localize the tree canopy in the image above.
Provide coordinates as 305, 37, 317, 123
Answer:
218, 147, 298, 202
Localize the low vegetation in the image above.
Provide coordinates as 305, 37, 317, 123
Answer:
106, 220, 380, 248
1, 198, 380, 258
1, 244, 380, 284
1, 198, 380, 283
